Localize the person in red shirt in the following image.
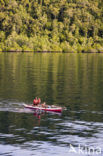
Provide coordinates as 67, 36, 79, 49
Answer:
33, 97, 41, 105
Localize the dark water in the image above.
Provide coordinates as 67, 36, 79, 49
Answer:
0, 53, 103, 156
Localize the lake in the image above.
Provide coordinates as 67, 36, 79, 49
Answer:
0, 53, 103, 156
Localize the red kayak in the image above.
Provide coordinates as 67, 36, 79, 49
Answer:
23, 104, 62, 113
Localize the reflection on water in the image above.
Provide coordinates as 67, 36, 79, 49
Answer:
0, 53, 103, 155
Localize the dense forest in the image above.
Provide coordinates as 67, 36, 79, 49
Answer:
0, 0, 103, 52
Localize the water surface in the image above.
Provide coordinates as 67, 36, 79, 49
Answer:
0, 53, 103, 155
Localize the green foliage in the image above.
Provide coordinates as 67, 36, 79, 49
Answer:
0, 0, 103, 52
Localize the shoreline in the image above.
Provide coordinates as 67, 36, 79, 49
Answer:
0, 51, 103, 53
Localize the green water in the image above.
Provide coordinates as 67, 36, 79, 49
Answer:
0, 53, 103, 156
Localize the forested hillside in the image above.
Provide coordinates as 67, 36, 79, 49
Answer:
0, 0, 103, 52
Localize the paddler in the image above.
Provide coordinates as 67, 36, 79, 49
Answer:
33, 97, 41, 106
33, 97, 47, 108
41, 102, 46, 108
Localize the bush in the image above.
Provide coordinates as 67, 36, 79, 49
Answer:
0, 48, 2, 52
61, 41, 73, 53
83, 46, 98, 53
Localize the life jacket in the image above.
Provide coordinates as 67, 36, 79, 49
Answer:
33, 99, 38, 105
33, 98, 41, 105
